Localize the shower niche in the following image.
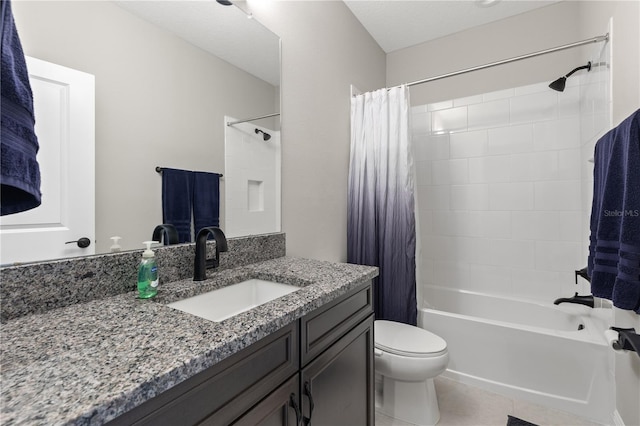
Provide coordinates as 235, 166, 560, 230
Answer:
248, 180, 265, 212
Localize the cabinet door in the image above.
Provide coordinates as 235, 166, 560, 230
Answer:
300, 315, 374, 426
229, 375, 301, 426
108, 323, 298, 426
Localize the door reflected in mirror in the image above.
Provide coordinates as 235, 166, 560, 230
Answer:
2, 1, 280, 265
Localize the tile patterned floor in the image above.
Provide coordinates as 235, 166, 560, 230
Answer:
375, 377, 602, 426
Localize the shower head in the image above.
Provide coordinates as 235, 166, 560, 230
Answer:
549, 77, 567, 92
216, 0, 233, 5
549, 61, 592, 92
255, 128, 271, 141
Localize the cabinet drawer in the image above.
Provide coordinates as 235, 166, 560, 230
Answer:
300, 281, 372, 366
108, 322, 298, 426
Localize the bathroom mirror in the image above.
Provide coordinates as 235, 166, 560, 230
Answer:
4, 1, 280, 263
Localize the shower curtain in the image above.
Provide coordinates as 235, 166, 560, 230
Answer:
347, 85, 417, 325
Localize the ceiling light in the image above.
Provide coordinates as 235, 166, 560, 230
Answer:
475, 0, 501, 7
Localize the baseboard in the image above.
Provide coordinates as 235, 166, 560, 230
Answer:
613, 410, 625, 426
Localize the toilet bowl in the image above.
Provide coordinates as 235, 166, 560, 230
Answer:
374, 320, 449, 426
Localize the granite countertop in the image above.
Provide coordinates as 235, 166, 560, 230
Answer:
1, 257, 378, 425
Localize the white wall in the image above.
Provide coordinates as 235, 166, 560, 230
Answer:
387, 2, 583, 106
246, 0, 386, 262
578, 1, 640, 125
577, 3, 640, 425
14, 0, 384, 260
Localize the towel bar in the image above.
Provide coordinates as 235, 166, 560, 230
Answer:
155, 166, 223, 178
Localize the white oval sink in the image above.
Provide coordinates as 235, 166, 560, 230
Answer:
167, 279, 300, 322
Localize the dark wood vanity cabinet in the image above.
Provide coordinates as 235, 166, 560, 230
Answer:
299, 316, 374, 426
298, 281, 375, 426
230, 375, 301, 426
108, 281, 374, 426
108, 322, 299, 426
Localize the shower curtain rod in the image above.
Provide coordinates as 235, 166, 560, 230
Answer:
226, 112, 280, 126
383, 33, 609, 91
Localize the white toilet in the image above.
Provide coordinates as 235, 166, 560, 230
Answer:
374, 320, 449, 426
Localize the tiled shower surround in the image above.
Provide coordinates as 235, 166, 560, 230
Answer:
414, 43, 611, 305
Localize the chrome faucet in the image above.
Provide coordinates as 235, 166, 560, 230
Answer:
193, 227, 228, 281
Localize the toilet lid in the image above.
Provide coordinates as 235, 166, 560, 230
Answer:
375, 320, 447, 356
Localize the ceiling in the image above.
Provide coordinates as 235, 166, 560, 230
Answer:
113, 0, 561, 85
343, 0, 561, 53
113, 0, 280, 86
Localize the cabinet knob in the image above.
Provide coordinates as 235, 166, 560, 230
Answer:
65, 237, 91, 248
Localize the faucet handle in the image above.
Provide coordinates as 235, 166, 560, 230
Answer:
575, 267, 590, 284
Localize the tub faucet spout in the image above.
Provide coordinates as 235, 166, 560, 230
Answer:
553, 292, 594, 308
193, 227, 228, 281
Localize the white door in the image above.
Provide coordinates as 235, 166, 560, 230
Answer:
0, 57, 95, 265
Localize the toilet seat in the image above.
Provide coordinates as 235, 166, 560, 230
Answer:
375, 320, 447, 358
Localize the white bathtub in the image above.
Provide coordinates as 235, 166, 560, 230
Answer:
419, 286, 614, 424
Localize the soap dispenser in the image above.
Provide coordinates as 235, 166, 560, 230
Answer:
110, 236, 122, 253
137, 241, 159, 299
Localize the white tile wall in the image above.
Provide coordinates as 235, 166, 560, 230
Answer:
478, 211, 511, 239
534, 180, 581, 210
414, 62, 610, 303
489, 182, 534, 210
450, 184, 489, 211
468, 99, 510, 130
510, 91, 558, 124
488, 124, 534, 155
432, 106, 467, 133
559, 86, 581, 117
453, 94, 484, 107
469, 156, 510, 183
411, 106, 431, 134
450, 130, 487, 158
224, 117, 281, 238
483, 88, 514, 102
533, 117, 581, 150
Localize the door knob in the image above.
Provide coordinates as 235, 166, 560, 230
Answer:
65, 237, 91, 248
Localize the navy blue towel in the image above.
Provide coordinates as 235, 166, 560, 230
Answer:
161, 168, 193, 243
1, 0, 41, 215
193, 171, 220, 237
588, 109, 640, 313
507, 416, 538, 426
